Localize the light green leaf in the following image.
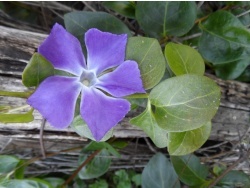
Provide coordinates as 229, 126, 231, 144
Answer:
165, 42, 205, 76
126, 37, 166, 89
43, 178, 64, 188
168, 122, 211, 155
130, 100, 168, 148
3, 179, 53, 188
199, 10, 250, 79
136, 2, 197, 38
0, 109, 34, 123
78, 149, 111, 180
22, 53, 54, 87
149, 74, 220, 132
70, 115, 113, 142
142, 153, 180, 188
170, 154, 209, 186
0, 155, 20, 175
103, 1, 135, 18
0, 91, 31, 99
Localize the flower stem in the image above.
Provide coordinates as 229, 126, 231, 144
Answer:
125, 93, 149, 99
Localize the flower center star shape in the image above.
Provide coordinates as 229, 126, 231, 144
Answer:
27, 23, 145, 141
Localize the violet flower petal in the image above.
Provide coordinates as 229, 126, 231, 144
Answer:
85, 28, 127, 75
38, 23, 86, 76
95, 60, 146, 97
80, 87, 130, 141
27, 76, 82, 129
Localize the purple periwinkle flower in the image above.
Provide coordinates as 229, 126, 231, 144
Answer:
27, 23, 145, 141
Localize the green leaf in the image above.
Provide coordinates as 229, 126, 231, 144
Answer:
70, 115, 113, 142
83, 141, 120, 157
130, 100, 168, 148
131, 174, 141, 187
113, 170, 131, 188
78, 149, 111, 180
236, 67, 250, 82
126, 37, 166, 89
149, 74, 220, 132
165, 42, 205, 76
0, 106, 10, 113
43, 178, 65, 188
0, 109, 34, 123
22, 53, 54, 87
217, 170, 250, 188
199, 10, 250, 79
89, 179, 108, 188
0, 155, 20, 175
64, 11, 131, 53
14, 160, 25, 179
170, 154, 209, 186
136, 2, 197, 38
0, 91, 31, 98
3, 179, 53, 188
142, 153, 180, 188
168, 122, 211, 155
103, 1, 135, 18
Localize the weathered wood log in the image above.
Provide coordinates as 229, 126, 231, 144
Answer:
1, 25, 249, 175
1, 25, 249, 142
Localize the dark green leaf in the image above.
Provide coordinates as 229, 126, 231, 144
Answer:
149, 74, 220, 132
170, 154, 209, 186
0, 109, 34, 123
14, 160, 25, 179
113, 170, 131, 188
199, 10, 250, 79
78, 149, 111, 180
236, 66, 250, 82
142, 153, 180, 188
64, 11, 131, 53
126, 37, 166, 89
168, 122, 211, 155
165, 42, 205, 76
83, 141, 120, 157
218, 170, 250, 188
89, 179, 108, 188
43, 178, 64, 188
22, 53, 54, 87
0, 155, 20, 175
130, 100, 168, 148
70, 115, 113, 141
136, 2, 197, 38
103, 1, 135, 18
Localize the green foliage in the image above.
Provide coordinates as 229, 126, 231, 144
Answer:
103, 1, 135, 18
199, 10, 250, 80
165, 42, 205, 76
149, 74, 220, 132
171, 154, 209, 186
136, 2, 197, 38
89, 179, 108, 188
142, 153, 180, 188
22, 53, 54, 87
0, 109, 34, 123
130, 100, 168, 148
0, 155, 20, 175
126, 37, 166, 89
2, 179, 53, 188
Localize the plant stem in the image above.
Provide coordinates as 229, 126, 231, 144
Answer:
61, 150, 101, 187
7, 105, 30, 113
125, 93, 149, 99
0, 90, 32, 98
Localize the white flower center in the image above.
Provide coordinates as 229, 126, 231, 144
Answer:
80, 69, 97, 87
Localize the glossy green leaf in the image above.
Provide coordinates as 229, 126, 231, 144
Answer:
168, 122, 211, 155
70, 115, 113, 142
78, 149, 111, 180
142, 153, 180, 188
136, 2, 197, 38
64, 11, 131, 52
0, 155, 20, 175
170, 154, 209, 186
83, 141, 120, 157
165, 42, 205, 76
3, 179, 53, 188
130, 100, 168, 148
149, 74, 220, 132
103, 1, 135, 18
199, 10, 250, 79
217, 170, 250, 188
126, 37, 166, 89
43, 178, 64, 188
0, 109, 34, 123
22, 53, 54, 87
